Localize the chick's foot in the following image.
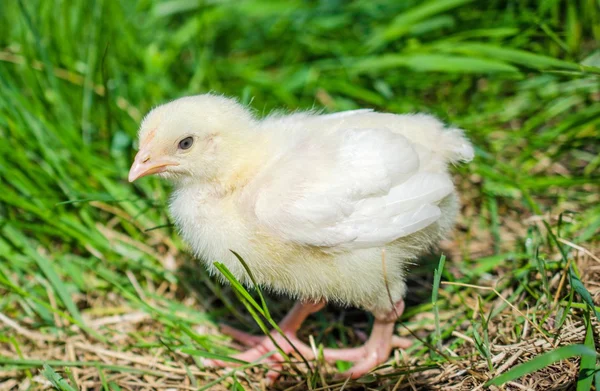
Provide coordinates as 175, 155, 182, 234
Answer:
212, 299, 410, 381
212, 300, 325, 364
324, 299, 411, 379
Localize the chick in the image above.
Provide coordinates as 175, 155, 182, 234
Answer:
129, 94, 473, 379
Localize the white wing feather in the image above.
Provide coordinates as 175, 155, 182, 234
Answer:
250, 127, 454, 249
317, 109, 374, 120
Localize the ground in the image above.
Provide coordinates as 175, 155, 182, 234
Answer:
0, 1, 599, 390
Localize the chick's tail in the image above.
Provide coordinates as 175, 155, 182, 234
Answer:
441, 126, 475, 164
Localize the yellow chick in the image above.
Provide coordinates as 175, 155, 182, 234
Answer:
128, 94, 473, 379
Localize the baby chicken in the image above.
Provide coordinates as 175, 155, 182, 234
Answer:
129, 94, 473, 379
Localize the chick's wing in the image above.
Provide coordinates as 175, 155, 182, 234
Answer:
246, 127, 453, 249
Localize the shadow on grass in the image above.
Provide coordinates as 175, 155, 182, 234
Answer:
176, 249, 445, 347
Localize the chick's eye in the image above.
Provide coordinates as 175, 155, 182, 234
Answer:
178, 136, 194, 150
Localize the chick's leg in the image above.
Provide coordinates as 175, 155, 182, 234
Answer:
214, 299, 410, 380
217, 301, 325, 362
322, 299, 411, 379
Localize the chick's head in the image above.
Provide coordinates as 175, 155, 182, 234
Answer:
128, 94, 255, 184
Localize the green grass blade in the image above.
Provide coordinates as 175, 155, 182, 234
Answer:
432, 254, 446, 352
436, 42, 600, 74
213, 262, 265, 318
30, 251, 85, 326
230, 250, 271, 319
486, 345, 598, 386
577, 311, 596, 391
180, 348, 249, 365
569, 266, 600, 321
64, 368, 79, 390
41, 364, 79, 391
347, 54, 519, 75
368, 0, 474, 48
214, 260, 312, 371
0, 358, 183, 377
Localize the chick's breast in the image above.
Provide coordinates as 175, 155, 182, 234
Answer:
170, 110, 472, 316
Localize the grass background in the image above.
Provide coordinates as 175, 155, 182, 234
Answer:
1, 0, 599, 389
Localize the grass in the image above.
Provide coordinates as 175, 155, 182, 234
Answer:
1, 0, 599, 389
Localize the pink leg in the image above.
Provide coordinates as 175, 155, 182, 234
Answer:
324, 299, 411, 379
321, 323, 411, 362
221, 301, 325, 346
354, 329, 412, 350
211, 299, 410, 381
211, 301, 325, 365
219, 324, 264, 346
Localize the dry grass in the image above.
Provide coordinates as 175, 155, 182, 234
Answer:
1, 211, 598, 390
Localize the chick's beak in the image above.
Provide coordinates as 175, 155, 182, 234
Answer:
128, 150, 179, 182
